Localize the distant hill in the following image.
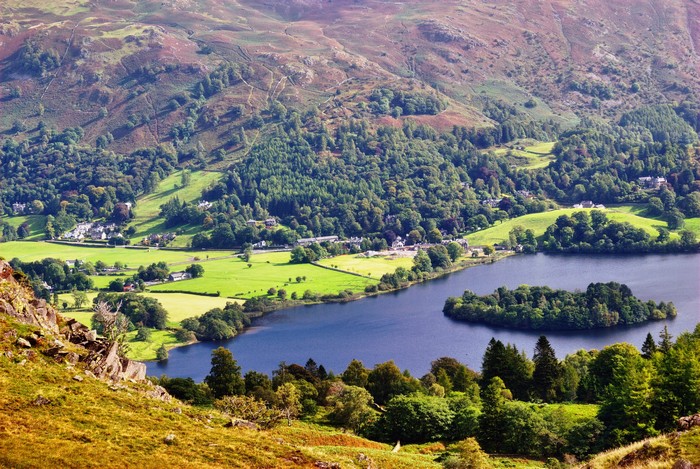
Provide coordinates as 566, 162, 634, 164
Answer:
2, 0, 700, 153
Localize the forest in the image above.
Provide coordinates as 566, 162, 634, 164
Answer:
155, 325, 700, 461
442, 282, 676, 330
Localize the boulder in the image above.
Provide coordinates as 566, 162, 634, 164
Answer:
16, 337, 32, 348
224, 419, 258, 431
163, 434, 176, 445
678, 414, 700, 431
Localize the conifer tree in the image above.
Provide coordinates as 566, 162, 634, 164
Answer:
532, 335, 561, 402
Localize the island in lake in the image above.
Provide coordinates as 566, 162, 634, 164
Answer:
443, 282, 676, 330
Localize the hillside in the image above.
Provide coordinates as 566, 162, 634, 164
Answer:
0, 259, 437, 468
2, 0, 700, 154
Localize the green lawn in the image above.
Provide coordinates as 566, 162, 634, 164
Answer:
317, 254, 415, 279
0, 241, 235, 266
149, 251, 376, 299
466, 207, 673, 246
2, 215, 46, 241
127, 169, 222, 244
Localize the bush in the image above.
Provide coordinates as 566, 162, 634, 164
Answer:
215, 395, 284, 429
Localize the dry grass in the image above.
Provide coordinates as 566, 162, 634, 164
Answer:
0, 315, 439, 468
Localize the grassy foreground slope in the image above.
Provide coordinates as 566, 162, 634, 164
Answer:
583, 430, 700, 469
0, 317, 437, 469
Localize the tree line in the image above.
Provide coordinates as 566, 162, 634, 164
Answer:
156, 325, 700, 463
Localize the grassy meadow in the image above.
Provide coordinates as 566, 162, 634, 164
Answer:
465, 206, 686, 246
493, 140, 557, 170
0, 241, 235, 266
317, 253, 415, 280
149, 251, 376, 299
126, 169, 223, 247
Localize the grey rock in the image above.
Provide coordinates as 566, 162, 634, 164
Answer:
164, 433, 176, 445
72, 375, 84, 382
224, 418, 258, 430
16, 337, 32, 348
85, 330, 97, 342
33, 395, 51, 406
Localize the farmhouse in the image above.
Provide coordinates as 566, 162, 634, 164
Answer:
168, 272, 192, 282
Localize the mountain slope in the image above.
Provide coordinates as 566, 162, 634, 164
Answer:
2, 0, 700, 153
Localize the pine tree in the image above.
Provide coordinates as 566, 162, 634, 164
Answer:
532, 335, 562, 402
641, 332, 657, 359
659, 326, 673, 353
204, 347, 245, 398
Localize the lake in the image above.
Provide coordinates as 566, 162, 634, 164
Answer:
148, 253, 700, 381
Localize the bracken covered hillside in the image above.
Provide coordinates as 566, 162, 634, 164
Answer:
2, 0, 700, 153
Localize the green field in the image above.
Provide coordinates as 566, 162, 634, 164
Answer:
492, 140, 556, 170
58, 290, 240, 360
0, 241, 235, 266
317, 254, 415, 279
127, 169, 223, 247
466, 207, 677, 246
2, 215, 47, 241
58, 291, 237, 326
149, 251, 376, 299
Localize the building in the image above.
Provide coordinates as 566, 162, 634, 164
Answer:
168, 272, 192, 282
12, 203, 27, 214
638, 176, 667, 190
296, 235, 339, 246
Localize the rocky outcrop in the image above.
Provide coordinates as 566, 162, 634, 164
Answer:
678, 413, 700, 431
0, 260, 59, 334
1, 260, 146, 383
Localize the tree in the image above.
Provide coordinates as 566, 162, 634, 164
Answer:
185, 263, 205, 278
532, 336, 561, 402
379, 395, 455, 442
482, 245, 494, 256
477, 377, 509, 452
91, 300, 130, 356
641, 333, 657, 359
135, 327, 152, 341
205, 347, 245, 398
156, 344, 168, 361
71, 289, 88, 309
328, 384, 376, 433
275, 382, 301, 426
446, 242, 465, 262
412, 249, 433, 273
592, 343, 656, 446
443, 438, 491, 469
366, 360, 410, 405
342, 359, 370, 388
215, 395, 284, 429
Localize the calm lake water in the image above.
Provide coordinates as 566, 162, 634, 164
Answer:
148, 253, 700, 381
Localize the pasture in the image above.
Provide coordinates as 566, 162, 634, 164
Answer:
149, 251, 376, 299
466, 207, 677, 246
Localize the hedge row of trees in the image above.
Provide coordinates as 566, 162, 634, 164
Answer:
538, 211, 698, 253
443, 282, 676, 330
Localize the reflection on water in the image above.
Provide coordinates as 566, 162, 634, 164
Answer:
149, 253, 700, 381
